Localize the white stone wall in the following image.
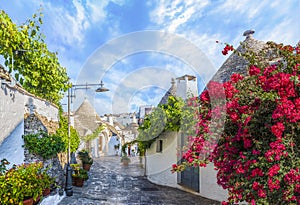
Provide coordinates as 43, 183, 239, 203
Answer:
176, 76, 198, 100
0, 86, 25, 166
0, 86, 24, 145
186, 79, 198, 98
24, 94, 59, 121
200, 163, 228, 202
146, 132, 179, 187
176, 79, 188, 99
145, 131, 228, 202
0, 122, 24, 167
0, 83, 58, 166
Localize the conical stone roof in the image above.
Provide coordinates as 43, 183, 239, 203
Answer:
211, 30, 267, 83
74, 99, 101, 136
158, 78, 177, 105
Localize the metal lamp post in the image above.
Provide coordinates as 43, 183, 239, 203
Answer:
65, 81, 109, 196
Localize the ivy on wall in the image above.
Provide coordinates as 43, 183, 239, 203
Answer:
23, 132, 65, 160
56, 107, 80, 153
137, 96, 198, 152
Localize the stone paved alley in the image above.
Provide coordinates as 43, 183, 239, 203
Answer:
58, 156, 220, 205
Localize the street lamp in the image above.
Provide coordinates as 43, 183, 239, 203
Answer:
65, 81, 109, 196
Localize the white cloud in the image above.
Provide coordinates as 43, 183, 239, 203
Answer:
182, 32, 227, 70
258, 19, 295, 44
256, 1, 300, 45
109, 67, 177, 113
85, 0, 109, 23
43, 0, 127, 48
130, 87, 165, 107
150, 0, 209, 32
210, 0, 300, 45
42, 1, 89, 47
210, 0, 267, 20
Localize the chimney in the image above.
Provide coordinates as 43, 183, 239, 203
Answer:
243, 29, 255, 39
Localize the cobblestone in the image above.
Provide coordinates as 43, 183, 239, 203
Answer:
58, 156, 220, 205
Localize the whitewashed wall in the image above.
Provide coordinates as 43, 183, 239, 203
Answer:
146, 131, 179, 187
176, 76, 198, 100
24, 94, 59, 121
0, 85, 25, 166
200, 163, 228, 202
145, 131, 228, 202
0, 86, 24, 145
0, 83, 58, 166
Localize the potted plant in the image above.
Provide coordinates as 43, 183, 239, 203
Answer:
78, 150, 93, 171
121, 154, 131, 166
40, 172, 54, 197
71, 164, 89, 187
0, 161, 47, 204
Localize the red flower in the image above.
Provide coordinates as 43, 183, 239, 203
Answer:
268, 164, 280, 177
252, 181, 260, 191
230, 73, 244, 83
271, 122, 285, 139
252, 150, 261, 155
258, 189, 266, 198
200, 90, 210, 103
222, 44, 234, 55
251, 168, 264, 177
243, 138, 252, 149
268, 178, 280, 192
249, 65, 261, 76
207, 81, 225, 100
229, 112, 239, 122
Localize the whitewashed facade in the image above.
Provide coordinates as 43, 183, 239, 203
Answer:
145, 131, 228, 202
0, 66, 59, 166
145, 75, 228, 202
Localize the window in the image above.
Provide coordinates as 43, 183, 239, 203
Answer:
156, 140, 163, 152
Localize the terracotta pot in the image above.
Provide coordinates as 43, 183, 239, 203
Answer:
82, 163, 91, 171
23, 198, 33, 205
72, 177, 84, 187
122, 161, 129, 166
43, 187, 51, 196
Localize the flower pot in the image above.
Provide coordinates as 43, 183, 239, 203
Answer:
43, 187, 51, 196
72, 176, 84, 187
23, 198, 34, 205
122, 160, 129, 166
82, 163, 91, 171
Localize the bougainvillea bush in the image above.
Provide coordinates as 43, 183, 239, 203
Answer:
173, 41, 300, 204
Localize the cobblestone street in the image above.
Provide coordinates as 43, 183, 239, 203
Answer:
58, 156, 220, 205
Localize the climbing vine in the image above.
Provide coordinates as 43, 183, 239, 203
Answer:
23, 132, 65, 160
82, 124, 106, 142
56, 107, 80, 153
137, 96, 198, 149
0, 9, 69, 104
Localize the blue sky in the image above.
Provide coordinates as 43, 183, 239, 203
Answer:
1, 0, 299, 115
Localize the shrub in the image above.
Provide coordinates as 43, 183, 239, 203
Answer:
0, 161, 53, 204
173, 41, 300, 204
23, 132, 65, 160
